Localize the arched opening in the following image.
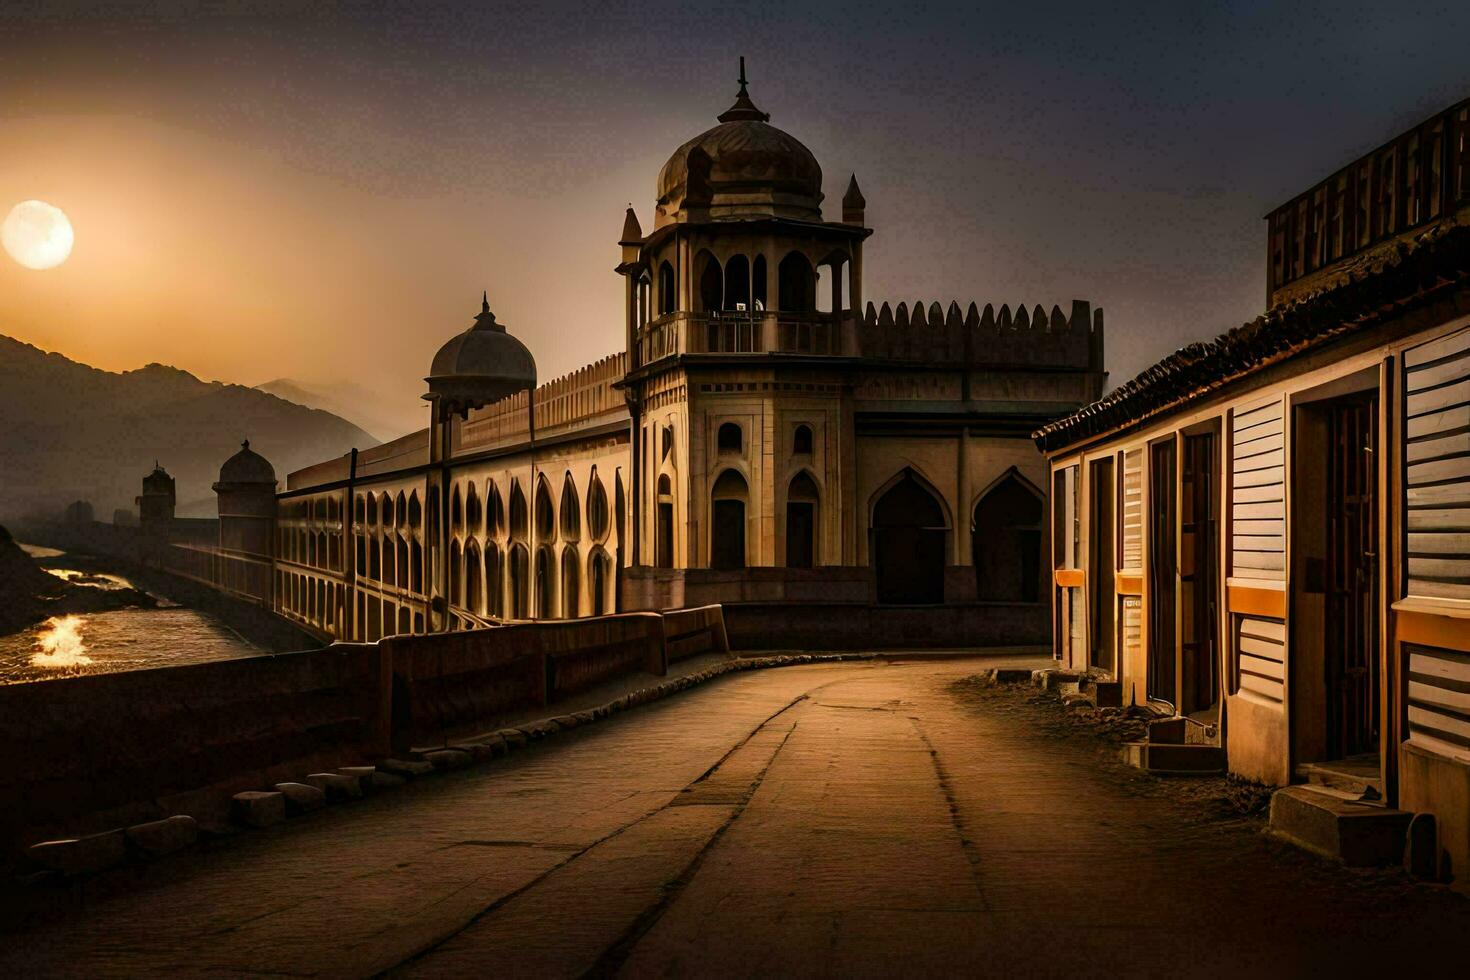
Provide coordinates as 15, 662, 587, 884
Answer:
535, 546, 554, 618
658, 261, 676, 315
753, 255, 767, 310
535, 478, 555, 542
792, 424, 813, 456
590, 549, 610, 616
448, 539, 462, 607
369, 536, 381, 581
614, 472, 626, 555
561, 547, 580, 618
871, 469, 947, 604
656, 474, 675, 568
710, 470, 748, 570
697, 250, 721, 313
380, 493, 394, 529
509, 544, 529, 618
973, 471, 1044, 602
381, 531, 395, 585
398, 607, 411, 635
395, 492, 407, 531
560, 475, 581, 541
509, 482, 528, 540
778, 252, 814, 313
717, 422, 742, 455
450, 484, 462, 533
786, 471, 819, 568
355, 494, 366, 525
366, 493, 378, 527
487, 482, 504, 538
587, 473, 609, 542
407, 492, 421, 530
465, 540, 483, 615
410, 539, 423, 594
724, 254, 750, 311
396, 535, 408, 588
465, 483, 481, 536
486, 542, 503, 617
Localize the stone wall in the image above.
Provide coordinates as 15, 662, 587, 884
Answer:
0, 606, 727, 867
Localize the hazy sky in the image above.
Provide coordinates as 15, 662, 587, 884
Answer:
1, 1, 1466, 438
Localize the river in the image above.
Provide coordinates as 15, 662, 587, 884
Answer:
0, 545, 264, 684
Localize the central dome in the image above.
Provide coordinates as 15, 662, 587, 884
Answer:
656, 73, 823, 224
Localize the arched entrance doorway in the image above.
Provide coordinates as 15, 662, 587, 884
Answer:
871, 469, 947, 604
710, 470, 748, 570
972, 470, 1043, 602
785, 471, 819, 568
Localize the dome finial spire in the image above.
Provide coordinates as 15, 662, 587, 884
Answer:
481, 290, 489, 314
717, 57, 770, 123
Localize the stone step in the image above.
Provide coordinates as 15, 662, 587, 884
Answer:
1268, 785, 1413, 867
1121, 742, 1226, 774
1296, 761, 1382, 801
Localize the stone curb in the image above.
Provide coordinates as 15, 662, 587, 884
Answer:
17, 651, 876, 886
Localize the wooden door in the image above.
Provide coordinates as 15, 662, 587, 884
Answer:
1326, 396, 1378, 758
1148, 440, 1178, 705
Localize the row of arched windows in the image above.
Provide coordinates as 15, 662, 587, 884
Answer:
449, 471, 617, 547
449, 539, 616, 621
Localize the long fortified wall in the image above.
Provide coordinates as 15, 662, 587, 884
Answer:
0, 605, 729, 872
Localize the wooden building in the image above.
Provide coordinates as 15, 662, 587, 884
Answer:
1035, 97, 1470, 885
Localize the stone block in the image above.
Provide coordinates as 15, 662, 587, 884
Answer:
479, 734, 508, 757
29, 830, 129, 876
274, 782, 327, 814
306, 772, 365, 801
379, 758, 435, 778
126, 815, 198, 857
497, 729, 528, 749
573, 711, 595, 725
1122, 742, 1226, 774
448, 741, 495, 762
992, 668, 1032, 685
423, 749, 472, 771
337, 766, 384, 793
1090, 681, 1124, 708
1269, 785, 1413, 867
233, 791, 286, 828
552, 715, 579, 730
1147, 717, 1189, 744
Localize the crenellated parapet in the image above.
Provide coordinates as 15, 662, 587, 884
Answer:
456, 351, 630, 453
858, 298, 1103, 371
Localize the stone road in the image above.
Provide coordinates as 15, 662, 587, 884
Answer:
4, 656, 1468, 978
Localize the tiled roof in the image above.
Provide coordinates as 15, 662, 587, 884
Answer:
1033, 221, 1470, 453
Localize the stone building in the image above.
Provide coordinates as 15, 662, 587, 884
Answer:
273, 69, 1105, 649
136, 463, 176, 532
1036, 96, 1470, 884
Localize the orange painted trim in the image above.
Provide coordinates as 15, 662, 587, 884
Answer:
1228, 584, 1286, 618
1398, 610, 1470, 653
1116, 573, 1143, 595
1055, 569, 1085, 588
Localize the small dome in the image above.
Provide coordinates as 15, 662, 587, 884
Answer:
425, 294, 537, 416
656, 72, 823, 222
217, 440, 276, 486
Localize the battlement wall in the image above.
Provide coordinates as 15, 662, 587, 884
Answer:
456, 351, 629, 454
859, 299, 1103, 370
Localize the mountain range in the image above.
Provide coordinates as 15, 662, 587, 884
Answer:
0, 335, 377, 522
253, 377, 423, 445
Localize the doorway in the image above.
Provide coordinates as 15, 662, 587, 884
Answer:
1148, 439, 1177, 705
1180, 428, 1220, 718
872, 470, 946, 604
1089, 458, 1116, 672
1291, 387, 1379, 769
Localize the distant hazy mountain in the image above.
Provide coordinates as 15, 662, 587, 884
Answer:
255, 378, 422, 444
0, 335, 378, 522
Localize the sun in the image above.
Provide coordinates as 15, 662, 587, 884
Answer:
2, 200, 74, 270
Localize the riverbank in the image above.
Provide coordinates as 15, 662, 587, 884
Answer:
0, 527, 315, 684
